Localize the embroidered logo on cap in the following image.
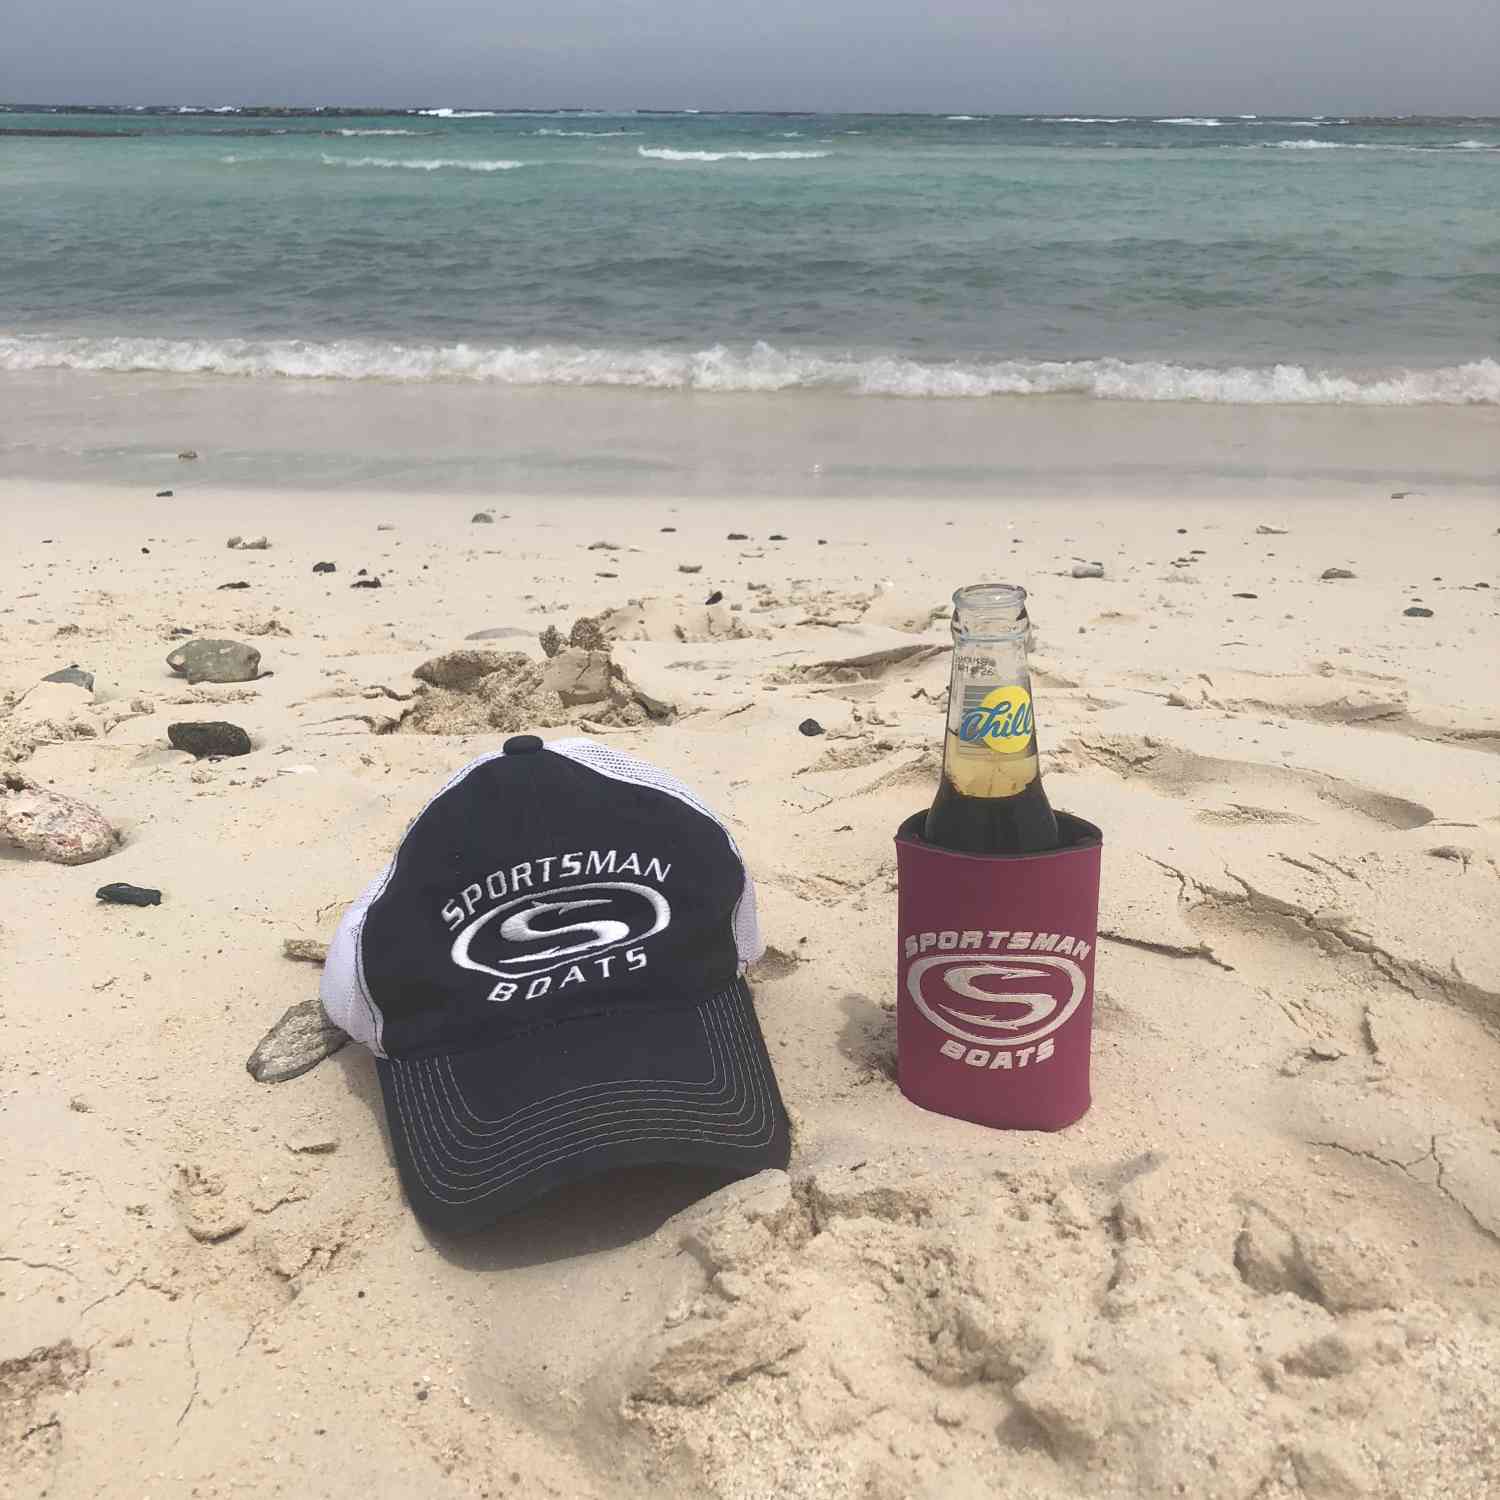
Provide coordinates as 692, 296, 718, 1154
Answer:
440, 848, 675, 1003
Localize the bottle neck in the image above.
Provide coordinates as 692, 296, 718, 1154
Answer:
940, 587, 1041, 798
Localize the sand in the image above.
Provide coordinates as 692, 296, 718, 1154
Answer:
2, 478, 1498, 1499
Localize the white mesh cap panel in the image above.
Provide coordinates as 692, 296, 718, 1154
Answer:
548, 737, 764, 971
320, 861, 394, 1052
319, 746, 513, 1057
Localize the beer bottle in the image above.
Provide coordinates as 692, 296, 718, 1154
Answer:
924, 582, 1059, 854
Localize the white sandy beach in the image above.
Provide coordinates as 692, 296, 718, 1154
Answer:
2, 473, 1498, 1499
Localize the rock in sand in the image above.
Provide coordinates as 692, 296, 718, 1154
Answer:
1320, 568, 1356, 581
541, 648, 612, 707
165, 638, 261, 684
1071, 561, 1105, 579
43, 666, 95, 692
282, 937, 330, 963
414, 648, 523, 691
167, 721, 253, 758
226, 535, 270, 550
97, 883, 162, 906
246, 999, 348, 1084
0, 776, 118, 865
313, 561, 337, 574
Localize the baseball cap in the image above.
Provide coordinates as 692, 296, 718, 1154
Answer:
320, 735, 790, 1232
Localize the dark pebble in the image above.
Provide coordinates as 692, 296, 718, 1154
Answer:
351, 577, 382, 589
44, 666, 94, 691
313, 561, 336, 574
1232, 592, 1258, 599
168, 720, 253, 758
1478, 582, 1491, 589
769, 533, 788, 541
218, 580, 251, 590
1176, 527, 1187, 534
705, 590, 724, 606
471, 512, 494, 524
97, 883, 163, 907
1320, 568, 1356, 581
141, 547, 150, 554
727, 532, 749, 541
661, 526, 676, 532
596, 571, 618, 578
798, 718, 825, 737
1403, 606, 1434, 618
156, 489, 173, 498
817, 539, 827, 545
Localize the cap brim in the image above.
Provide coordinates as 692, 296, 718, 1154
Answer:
375, 978, 789, 1233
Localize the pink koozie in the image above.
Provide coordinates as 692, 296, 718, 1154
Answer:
895, 811, 1103, 1131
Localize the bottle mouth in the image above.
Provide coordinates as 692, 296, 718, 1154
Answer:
951, 583, 1030, 637
952, 583, 1027, 612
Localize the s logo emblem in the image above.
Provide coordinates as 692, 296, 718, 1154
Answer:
452, 881, 670, 983
906, 953, 1085, 1048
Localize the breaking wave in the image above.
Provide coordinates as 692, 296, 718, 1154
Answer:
417, 108, 498, 118
1156, 117, 1223, 126
1050, 116, 1130, 124
4, 335, 1497, 406
532, 128, 641, 136
319, 154, 526, 171
637, 146, 831, 162
336, 128, 426, 137
1264, 138, 1498, 151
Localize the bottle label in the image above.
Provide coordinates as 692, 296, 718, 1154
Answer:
955, 684, 1034, 755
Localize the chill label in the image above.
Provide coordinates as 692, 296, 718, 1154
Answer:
956, 684, 1033, 754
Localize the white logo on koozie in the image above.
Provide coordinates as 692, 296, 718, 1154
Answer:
906, 953, 1085, 1049
452, 880, 671, 991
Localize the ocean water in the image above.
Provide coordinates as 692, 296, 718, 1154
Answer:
2, 107, 1498, 407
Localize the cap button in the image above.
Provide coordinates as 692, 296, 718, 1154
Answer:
503, 734, 544, 755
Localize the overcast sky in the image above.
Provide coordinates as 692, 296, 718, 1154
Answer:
5, 0, 1497, 113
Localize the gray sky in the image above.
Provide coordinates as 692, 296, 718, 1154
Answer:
5, 0, 1498, 113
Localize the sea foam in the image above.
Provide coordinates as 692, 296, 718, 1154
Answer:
320, 154, 526, 171
3, 335, 1497, 406
1264, 138, 1497, 151
1156, 117, 1224, 126
637, 147, 831, 162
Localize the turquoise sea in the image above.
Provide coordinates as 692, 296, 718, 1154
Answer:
2, 107, 1498, 407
